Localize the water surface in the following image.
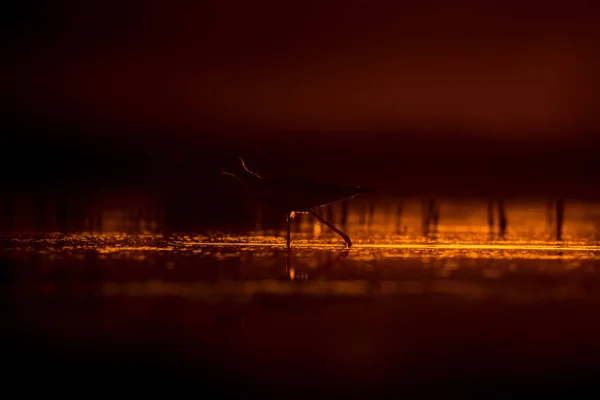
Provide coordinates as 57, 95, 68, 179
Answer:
3, 232, 600, 395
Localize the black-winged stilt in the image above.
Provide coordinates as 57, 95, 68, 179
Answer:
219, 157, 374, 248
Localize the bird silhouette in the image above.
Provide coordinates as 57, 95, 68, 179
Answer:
219, 156, 374, 248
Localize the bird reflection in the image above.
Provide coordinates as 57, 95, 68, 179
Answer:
283, 248, 350, 281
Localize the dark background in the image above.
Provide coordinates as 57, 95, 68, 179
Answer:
3, 0, 600, 232
3, 2, 600, 395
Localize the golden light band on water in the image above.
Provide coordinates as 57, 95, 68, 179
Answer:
98, 279, 599, 303
184, 242, 600, 252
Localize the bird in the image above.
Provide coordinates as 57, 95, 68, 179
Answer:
218, 156, 374, 249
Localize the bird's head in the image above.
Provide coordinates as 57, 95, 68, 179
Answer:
218, 156, 258, 179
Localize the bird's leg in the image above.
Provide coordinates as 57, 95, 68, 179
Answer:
286, 212, 292, 249
309, 208, 352, 248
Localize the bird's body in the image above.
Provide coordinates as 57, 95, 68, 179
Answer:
219, 157, 374, 248
253, 176, 371, 212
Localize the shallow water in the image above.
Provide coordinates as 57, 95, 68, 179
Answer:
3, 232, 600, 300
3, 232, 600, 395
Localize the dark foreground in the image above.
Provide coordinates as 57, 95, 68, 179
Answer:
2, 234, 600, 397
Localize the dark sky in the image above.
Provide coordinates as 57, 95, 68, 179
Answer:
4, 0, 600, 198
7, 0, 600, 137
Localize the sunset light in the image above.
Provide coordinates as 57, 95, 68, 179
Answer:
4, 0, 600, 396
